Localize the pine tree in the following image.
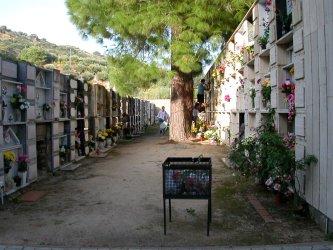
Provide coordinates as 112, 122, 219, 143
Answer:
66, 0, 253, 142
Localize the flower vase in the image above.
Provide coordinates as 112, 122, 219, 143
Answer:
281, 24, 286, 36
262, 100, 267, 108
1, 107, 5, 121
284, 102, 290, 109
15, 109, 21, 122
61, 110, 67, 118
106, 138, 112, 147
252, 99, 255, 109
18, 171, 27, 186
43, 110, 48, 120
98, 141, 104, 150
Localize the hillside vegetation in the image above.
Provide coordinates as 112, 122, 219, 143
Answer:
0, 26, 171, 98
0, 26, 108, 83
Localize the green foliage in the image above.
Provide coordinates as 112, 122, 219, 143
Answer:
229, 109, 318, 197
63, 64, 71, 71
135, 78, 171, 99
76, 62, 86, 73
18, 46, 48, 66
0, 27, 107, 81
296, 155, 318, 170
261, 86, 271, 102
257, 34, 269, 48
108, 54, 168, 96
66, 0, 253, 95
44, 64, 56, 69
82, 71, 94, 82
96, 71, 108, 81
89, 64, 104, 74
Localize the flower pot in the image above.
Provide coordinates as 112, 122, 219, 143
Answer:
272, 192, 283, 205
18, 171, 27, 186
106, 138, 112, 147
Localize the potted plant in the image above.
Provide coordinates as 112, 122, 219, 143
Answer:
257, 34, 269, 50
60, 101, 68, 118
249, 88, 256, 108
276, 10, 292, 35
260, 79, 271, 108
105, 128, 114, 146
203, 125, 220, 145
42, 103, 51, 119
245, 45, 254, 61
74, 96, 83, 108
17, 155, 28, 186
59, 145, 67, 164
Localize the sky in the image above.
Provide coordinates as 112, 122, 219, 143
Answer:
0, 0, 107, 54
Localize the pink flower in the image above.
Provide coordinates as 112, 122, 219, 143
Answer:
18, 155, 29, 163
224, 94, 231, 102
287, 93, 294, 102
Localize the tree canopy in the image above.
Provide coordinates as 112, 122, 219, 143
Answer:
66, 0, 253, 92
18, 46, 48, 66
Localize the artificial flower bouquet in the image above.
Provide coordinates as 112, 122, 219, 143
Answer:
10, 87, 30, 110
18, 155, 29, 172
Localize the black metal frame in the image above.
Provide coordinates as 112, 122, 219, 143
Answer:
162, 157, 212, 236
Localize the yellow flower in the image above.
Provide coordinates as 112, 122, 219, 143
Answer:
290, 67, 294, 75
212, 69, 217, 78
4, 151, 16, 162
262, 79, 270, 87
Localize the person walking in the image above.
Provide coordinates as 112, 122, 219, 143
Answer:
157, 106, 169, 135
197, 79, 207, 103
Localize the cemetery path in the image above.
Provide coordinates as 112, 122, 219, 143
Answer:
0, 126, 327, 248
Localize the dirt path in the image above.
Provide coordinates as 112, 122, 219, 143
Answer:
0, 127, 326, 248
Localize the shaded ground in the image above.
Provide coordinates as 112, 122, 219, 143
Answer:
0, 126, 327, 248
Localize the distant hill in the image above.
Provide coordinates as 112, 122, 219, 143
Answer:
0, 25, 108, 83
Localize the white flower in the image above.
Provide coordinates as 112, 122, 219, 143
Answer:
20, 104, 25, 110
273, 183, 281, 191
265, 177, 273, 186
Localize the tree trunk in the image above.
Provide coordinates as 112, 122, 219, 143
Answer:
169, 69, 193, 142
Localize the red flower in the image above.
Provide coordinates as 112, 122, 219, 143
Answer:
219, 64, 225, 73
